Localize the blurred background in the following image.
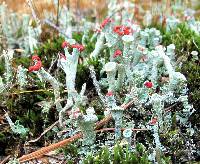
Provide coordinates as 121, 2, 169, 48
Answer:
1, 0, 200, 21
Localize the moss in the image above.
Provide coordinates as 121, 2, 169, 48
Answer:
0, 61, 5, 75
83, 143, 154, 164
34, 36, 65, 68
13, 56, 31, 68
154, 23, 200, 107
162, 23, 200, 56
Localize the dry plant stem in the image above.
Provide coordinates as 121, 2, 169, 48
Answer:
108, 6, 124, 19
1, 89, 54, 96
28, 121, 59, 143
96, 128, 148, 133
48, 57, 58, 73
19, 133, 82, 163
26, 0, 67, 37
164, 103, 178, 113
18, 99, 134, 163
0, 155, 11, 164
133, 132, 137, 148
43, 19, 67, 37
56, 0, 60, 26
26, 0, 40, 24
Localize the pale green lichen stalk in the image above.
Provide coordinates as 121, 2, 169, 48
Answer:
16, 65, 28, 89
110, 106, 124, 141
89, 66, 106, 104
0, 76, 5, 93
4, 111, 28, 137
3, 49, 14, 84
77, 107, 98, 146
150, 93, 164, 131
58, 46, 79, 99
57, 45, 88, 126
104, 62, 117, 92
90, 32, 105, 58
116, 64, 125, 91
31, 66, 62, 115
123, 129, 132, 149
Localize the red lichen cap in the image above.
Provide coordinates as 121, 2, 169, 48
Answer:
113, 49, 122, 58
113, 25, 133, 36
106, 91, 113, 96
144, 81, 153, 88
62, 41, 70, 48
71, 44, 85, 52
29, 55, 42, 72
32, 55, 41, 61
113, 26, 123, 35
62, 41, 85, 52
123, 26, 133, 35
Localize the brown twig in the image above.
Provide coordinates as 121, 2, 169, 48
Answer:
95, 99, 134, 129
164, 103, 178, 113
19, 133, 82, 163
42, 19, 67, 37
18, 99, 135, 163
26, 0, 40, 24
56, 0, 60, 26
0, 155, 11, 164
28, 121, 59, 143
96, 128, 148, 133
108, 6, 125, 19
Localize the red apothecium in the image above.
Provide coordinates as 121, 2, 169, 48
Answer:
144, 81, 153, 88
113, 49, 122, 58
106, 91, 113, 96
71, 44, 85, 52
28, 55, 42, 72
62, 41, 70, 48
113, 25, 133, 36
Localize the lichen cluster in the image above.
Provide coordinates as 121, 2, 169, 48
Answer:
0, 0, 199, 163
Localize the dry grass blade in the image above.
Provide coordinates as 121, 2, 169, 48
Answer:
28, 121, 59, 143
96, 128, 149, 133
19, 133, 82, 163
0, 155, 11, 164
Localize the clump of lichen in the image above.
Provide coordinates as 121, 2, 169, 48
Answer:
161, 23, 200, 108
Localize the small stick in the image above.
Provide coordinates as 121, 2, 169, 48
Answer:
108, 6, 125, 19
165, 103, 178, 113
96, 128, 149, 133
42, 19, 67, 37
56, 0, 60, 26
26, 0, 40, 24
28, 121, 59, 143
19, 133, 82, 163
0, 155, 11, 164
48, 56, 58, 73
